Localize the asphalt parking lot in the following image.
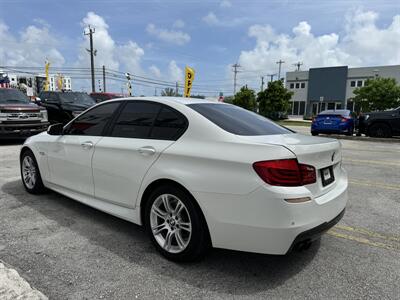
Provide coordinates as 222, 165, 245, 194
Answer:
0, 132, 399, 299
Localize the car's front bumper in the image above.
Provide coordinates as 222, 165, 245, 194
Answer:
0, 122, 49, 139
193, 172, 348, 255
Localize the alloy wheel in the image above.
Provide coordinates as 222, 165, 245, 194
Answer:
150, 194, 192, 254
22, 156, 37, 189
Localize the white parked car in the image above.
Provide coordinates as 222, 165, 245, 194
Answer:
20, 97, 348, 261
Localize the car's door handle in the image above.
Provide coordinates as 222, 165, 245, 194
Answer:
138, 146, 156, 155
81, 141, 94, 150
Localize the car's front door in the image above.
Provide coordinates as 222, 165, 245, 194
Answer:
92, 101, 188, 208
47, 102, 121, 196
389, 109, 400, 135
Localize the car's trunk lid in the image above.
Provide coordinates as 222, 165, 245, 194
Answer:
239, 133, 342, 197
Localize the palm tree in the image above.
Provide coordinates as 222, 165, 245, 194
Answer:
161, 88, 176, 96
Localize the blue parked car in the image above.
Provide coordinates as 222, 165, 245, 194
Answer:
311, 110, 355, 136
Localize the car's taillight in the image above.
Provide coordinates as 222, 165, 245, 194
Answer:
253, 159, 316, 186
341, 117, 349, 122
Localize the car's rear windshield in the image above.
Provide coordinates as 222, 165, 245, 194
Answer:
318, 110, 350, 117
0, 89, 30, 104
187, 103, 292, 136
59, 92, 95, 105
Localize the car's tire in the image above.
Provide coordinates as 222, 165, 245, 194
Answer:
345, 127, 354, 136
368, 123, 392, 138
144, 185, 210, 262
311, 132, 318, 136
20, 150, 46, 194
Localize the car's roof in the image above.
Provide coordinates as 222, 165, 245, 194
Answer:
110, 96, 220, 106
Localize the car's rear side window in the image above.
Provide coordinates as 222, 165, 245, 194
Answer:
150, 107, 187, 140
111, 101, 187, 140
188, 103, 291, 136
111, 102, 160, 139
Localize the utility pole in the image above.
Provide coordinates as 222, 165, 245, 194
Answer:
260, 76, 265, 92
125, 73, 132, 96
84, 25, 96, 93
267, 73, 277, 82
102, 65, 106, 92
175, 82, 179, 96
232, 63, 241, 95
154, 88, 157, 96
293, 61, 303, 71
276, 59, 285, 80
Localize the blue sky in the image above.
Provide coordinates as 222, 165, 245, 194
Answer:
1, 0, 400, 95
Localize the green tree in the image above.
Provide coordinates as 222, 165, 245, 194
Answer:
233, 86, 257, 111
161, 88, 177, 96
353, 77, 400, 111
257, 80, 293, 120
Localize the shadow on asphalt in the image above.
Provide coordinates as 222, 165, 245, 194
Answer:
2, 179, 319, 296
0, 139, 25, 146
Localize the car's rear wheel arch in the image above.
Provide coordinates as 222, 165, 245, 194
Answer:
140, 178, 212, 245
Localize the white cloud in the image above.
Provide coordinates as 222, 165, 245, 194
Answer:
220, 0, 232, 8
0, 20, 64, 67
146, 23, 190, 46
149, 65, 161, 78
202, 12, 219, 26
172, 19, 185, 29
76, 12, 145, 76
168, 60, 183, 82
237, 9, 400, 78
202, 11, 245, 27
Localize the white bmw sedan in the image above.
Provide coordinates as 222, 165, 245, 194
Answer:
20, 97, 347, 261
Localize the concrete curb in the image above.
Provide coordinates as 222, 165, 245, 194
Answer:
319, 134, 400, 144
0, 261, 47, 300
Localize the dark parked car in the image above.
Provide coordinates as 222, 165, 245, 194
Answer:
38, 91, 96, 124
0, 88, 49, 139
311, 110, 355, 136
90, 92, 124, 103
357, 107, 400, 138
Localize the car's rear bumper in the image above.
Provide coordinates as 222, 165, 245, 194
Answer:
311, 126, 352, 134
0, 122, 49, 139
193, 170, 348, 255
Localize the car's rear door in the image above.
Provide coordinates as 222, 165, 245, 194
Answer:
92, 101, 188, 208
46, 102, 121, 196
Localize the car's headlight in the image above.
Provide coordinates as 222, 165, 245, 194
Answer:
0, 112, 7, 123
40, 110, 48, 122
364, 114, 369, 120
72, 111, 82, 117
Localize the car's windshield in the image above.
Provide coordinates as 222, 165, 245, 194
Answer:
59, 92, 95, 105
0, 89, 30, 104
188, 103, 292, 136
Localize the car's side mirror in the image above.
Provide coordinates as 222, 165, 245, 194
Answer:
47, 123, 64, 135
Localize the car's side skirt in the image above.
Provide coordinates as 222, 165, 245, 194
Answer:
44, 181, 140, 225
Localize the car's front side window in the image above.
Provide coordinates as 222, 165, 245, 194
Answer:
65, 102, 120, 136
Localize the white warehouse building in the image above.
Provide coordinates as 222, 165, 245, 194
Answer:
286, 65, 400, 118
